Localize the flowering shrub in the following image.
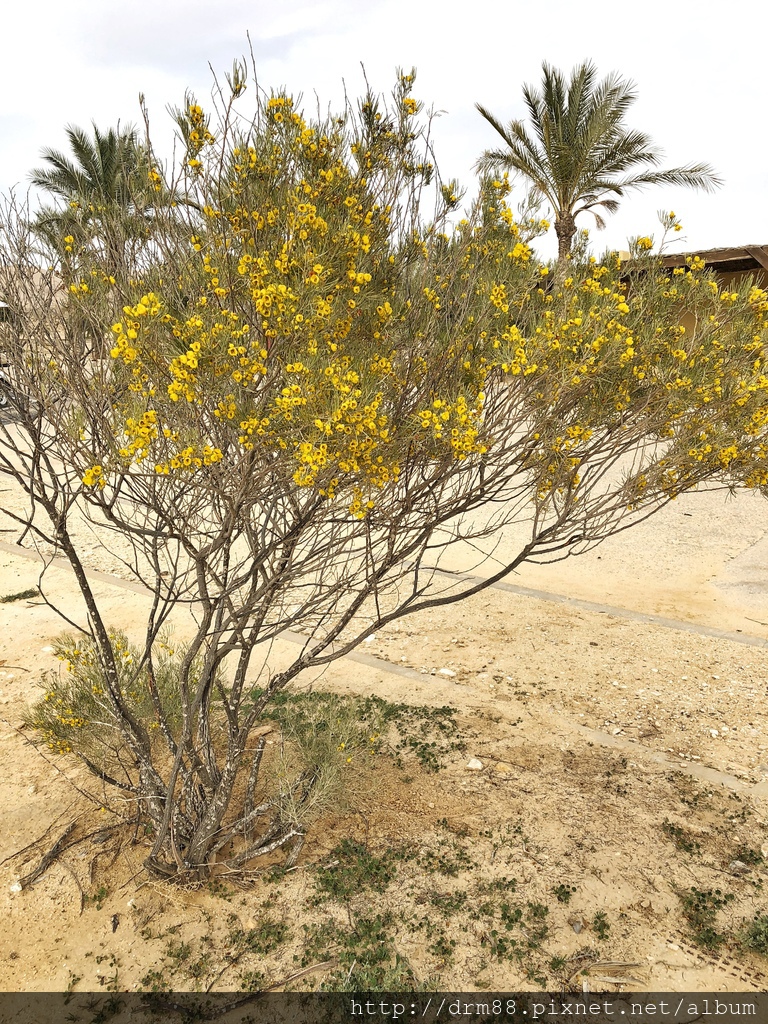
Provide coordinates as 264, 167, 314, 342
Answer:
27, 632, 185, 764
1, 65, 766, 879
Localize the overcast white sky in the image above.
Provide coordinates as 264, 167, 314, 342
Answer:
1, 0, 764, 261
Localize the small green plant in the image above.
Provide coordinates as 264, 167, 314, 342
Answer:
165, 939, 192, 966
26, 631, 192, 767
65, 969, 81, 996
0, 588, 37, 603
482, 929, 519, 960
428, 934, 457, 964
87, 884, 109, 911
524, 902, 550, 947
428, 889, 468, 916
678, 887, 735, 950
417, 837, 474, 877
661, 819, 701, 855
225, 913, 290, 957
139, 968, 171, 993
259, 691, 467, 773
549, 955, 568, 975
551, 883, 577, 904
95, 953, 121, 991
732, 846, 764, 866
473, 875, 518, 897
300, 913, 421, 991
239, 968, 266, 991
740, 913, 768, 955
207, 877, 234, 901
313, 838, 398, 902
183, 952, 214, 983
592, 910, 610, 941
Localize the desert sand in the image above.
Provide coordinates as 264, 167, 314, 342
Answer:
1, 482, 768, 993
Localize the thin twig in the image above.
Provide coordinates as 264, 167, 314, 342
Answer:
58, 858, 85, 914
0, 802, 78, 866
18, 822, 77, 889
262, 959, 337, 991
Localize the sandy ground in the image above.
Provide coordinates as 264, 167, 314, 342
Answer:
1, 484, 768, 994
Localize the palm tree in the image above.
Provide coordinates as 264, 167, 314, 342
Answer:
31, 124, 143, 209
476, 61, 721, 264
31, 124, 155, 279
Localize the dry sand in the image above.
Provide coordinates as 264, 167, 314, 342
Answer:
1, 483, 768, 993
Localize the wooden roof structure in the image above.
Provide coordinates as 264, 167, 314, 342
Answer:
661, 244, 768, 275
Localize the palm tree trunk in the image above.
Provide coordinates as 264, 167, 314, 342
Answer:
554, 212, 576, 284
555, 212, 576, 261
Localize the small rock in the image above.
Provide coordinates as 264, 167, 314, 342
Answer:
466, 758, 484, 771
569, 916, 584, 934
667, 942, 680, 951
439, 668, 456, 678
27, 784, 37, 796
494, 763, 514, 776
9, 881, 21, 894
760, 844, 768, 860
709, 729, 719, 738
729, 860, 750, 876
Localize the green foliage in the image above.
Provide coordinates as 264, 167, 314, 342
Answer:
260, 689, 466, 773
225, 913, 290, 957
417, 837, 474, 877
0, 588, 37, 603
592, 910, 611, 941
732, 846, 764, 866
313, 839, 399, 902
87, 884, 109, 911
551, 883, 577, 904
740, 913, 768, 955
428, 934, 457, 963
678, 887, 735, 949
300, 913, 422, 992
661, 819, 701, 855
26, 631, 196, 768
428, 889, 468, 916
30, 123, 164, 282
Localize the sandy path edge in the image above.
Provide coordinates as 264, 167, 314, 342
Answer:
2, 537, 765, 806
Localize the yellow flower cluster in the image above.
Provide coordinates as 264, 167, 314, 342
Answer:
119, 410, 158, 462
186, 102, 215, 167
83, 79, 768, 523
82, 465, 105, 488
